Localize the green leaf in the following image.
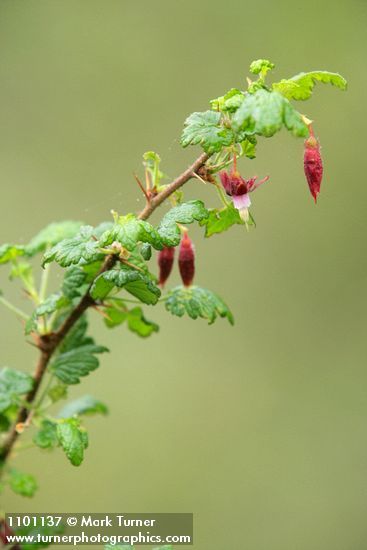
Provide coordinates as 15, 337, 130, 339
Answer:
126, 307, 159, 337
9, 469, 38, 497
35, 292, 69, 317
91, 267, 161, 304
272, 70, 347, 100
0, 367, 33, 412
233, 89, 308, 138
50, 344, 108, 385
165, 286, 234, 325
140, 243, 152, 261
26, 221, 83, 256
48, 382, 68, 403
33, 420, 58, 449
104, 301, 128, 327
143, 150, 167, 188
0, 412, 11, 432
249, 59, 275, 76
241, 135, 257, 159
157, 200, 209, 246
104, 300, 159, 337
62, 266, 88, 299
283, 101, 309, 136
0, 244, 25, 264
181, 110, 234, 154
56, 418, 88, 466
93, 221, 114, 237
210, 88, 245, 113
42, 226, 102, 267
100, 215, 163, 252
58, 395, 108, 418
201, 204, 244, 237
24, 312, 37, 335
153, 546, 173, 550
58, 315, 93, 354
124, 278, 161, 305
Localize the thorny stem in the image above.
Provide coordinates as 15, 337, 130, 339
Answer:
0, 152, 209, 469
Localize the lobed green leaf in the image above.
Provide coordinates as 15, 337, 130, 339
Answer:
62, 266, 88, 299
157, 200, 209, 246
58, 315, 93, 354
9, 469, 38, 497
165, 286, 234, 325
241, 136, 257, 159
42, 226, 102, 267
35, 292, 69, 317
210, 88, 245, 113
91, 266, 161, 304
233, 89, 308, 138
100, 215, 163, 252
56, 418, 88, 466
0, 367, 33, 412
200, 204, 245, 237
272, 70, 347, 100
50, 344, 108, 385
33, 420, 58, 449
26, 221, 83, 256
104, 300, 159, 337
181, 110, 234, 154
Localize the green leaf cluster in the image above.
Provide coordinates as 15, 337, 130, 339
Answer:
33, 415, 94, 467
232, 89, 308, 138
249, 58, 275, 76
210, 88, 245, 113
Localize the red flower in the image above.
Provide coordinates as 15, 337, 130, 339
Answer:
304, 129, 323, 203
219, 157, 269, 215
178, 233, 195, 287
158, 246, 175, 287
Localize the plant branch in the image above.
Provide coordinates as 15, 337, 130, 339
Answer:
0, 151, 209, 468
138, 153, 209, 220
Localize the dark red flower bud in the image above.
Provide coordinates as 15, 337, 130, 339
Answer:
178, 233, 195, 287
158, 247, 175, 287
304, 130, 323, 203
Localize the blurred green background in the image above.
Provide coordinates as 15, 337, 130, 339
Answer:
0, 0, 366, 549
